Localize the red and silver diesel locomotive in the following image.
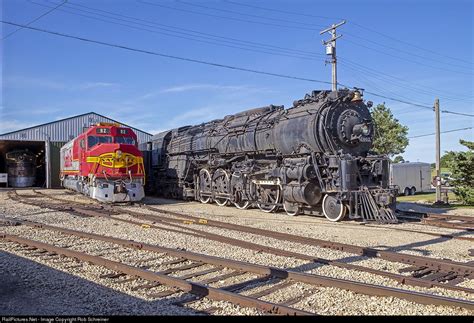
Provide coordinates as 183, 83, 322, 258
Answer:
60, 123, 145, 202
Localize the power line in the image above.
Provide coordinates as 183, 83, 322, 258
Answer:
440, 110, 474, 117
409, 127, 473, 139
36, 0, 474, 102
223, 0, 341, 21
0, 20, 333, 85
2, 0, 67, 40
176, 0, 326, 29
2, 20, 472, 118
43, 0, 473, 103
338, 59, 474, 102
140, 0, 473, 76
30, 0, 325, 61
343, 38, 473, 76
224, 0, 472, 66
339, 57, 474, 101
343, 31, 473, 71
138, 0, 317, 31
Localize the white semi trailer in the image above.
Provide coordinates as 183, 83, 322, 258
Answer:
389, 162, 432, 196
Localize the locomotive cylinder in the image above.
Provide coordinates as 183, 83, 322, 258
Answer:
283, 182, 322, 206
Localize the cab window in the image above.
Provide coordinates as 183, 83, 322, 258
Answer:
115, 137, 136, 145
88, 136, 112, 149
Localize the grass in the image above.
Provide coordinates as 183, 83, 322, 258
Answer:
397, 192, 474, 209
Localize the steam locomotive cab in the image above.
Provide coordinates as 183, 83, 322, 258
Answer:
143, 89, 397, 223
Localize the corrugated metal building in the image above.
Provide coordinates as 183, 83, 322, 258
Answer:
0, 112, 152, 188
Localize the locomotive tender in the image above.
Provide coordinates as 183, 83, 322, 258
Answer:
60, 123, 145, 203
143, 89, 397, 222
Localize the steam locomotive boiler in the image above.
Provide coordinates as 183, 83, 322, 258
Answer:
143, 89, 397, 222
60, 123, 145, 203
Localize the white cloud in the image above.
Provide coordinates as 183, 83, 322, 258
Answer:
0, 120, 36, 134
160, 84, 249, 93
4, 76, 120, 91
4, 76, 67, 90
78, 82, 120, 90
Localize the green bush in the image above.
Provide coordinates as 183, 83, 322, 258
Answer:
448, 140, 474, 205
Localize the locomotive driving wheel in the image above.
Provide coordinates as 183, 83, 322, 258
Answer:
322, 194, 347, 222
198, 169, 212, 204
231, 171, 250, 210
254, 184, 281, 213
233, 191, 250, 209
283, 201, 300, 216
212, 168, 230, 206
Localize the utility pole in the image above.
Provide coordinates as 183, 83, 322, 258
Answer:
434, 98, 443, 204
320, 20, 346, 92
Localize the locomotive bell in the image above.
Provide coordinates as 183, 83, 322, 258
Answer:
351, 91, 362, 102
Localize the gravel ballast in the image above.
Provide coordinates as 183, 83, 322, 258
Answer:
1, 189, 473, 315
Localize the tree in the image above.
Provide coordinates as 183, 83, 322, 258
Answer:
392, 155, 405, 163
440, 151, 457, 169
370, 104, 409, 156
446, 139, 474, 205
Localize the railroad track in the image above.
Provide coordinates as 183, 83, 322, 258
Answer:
6, 190, 474, 298
30, 189, 474, 242
397, 210, 474, 231
1, 218, 474, 313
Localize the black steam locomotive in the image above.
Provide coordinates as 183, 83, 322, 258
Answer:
142, 89, 397, 222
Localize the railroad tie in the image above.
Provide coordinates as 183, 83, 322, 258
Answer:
247, 280, 295, 299
281, 288, 319, 306
198, 271, 245, 285
411, 268, 434, 278
112, 277, 139, 284
147, 288, 180, 298
221, 275, 272, 293
398, 266, 427, 274
157, 262, 204, 275
176, 267, 222, 280
99, 273, 127, 279
131, 282, 162, 291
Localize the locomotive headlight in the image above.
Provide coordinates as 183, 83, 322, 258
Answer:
352, 122, 371, 138
361, 124, 370, 136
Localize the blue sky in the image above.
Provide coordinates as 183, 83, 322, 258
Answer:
1, 0, 473, 162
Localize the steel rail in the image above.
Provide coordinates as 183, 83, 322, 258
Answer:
5, 215, 473, 294
8, 191, 474, 278
130, 205, 474, 278
397, 209, 474, 231
0, 233, 310, 316
2, 220, 474, 310
26, 190, 474, 241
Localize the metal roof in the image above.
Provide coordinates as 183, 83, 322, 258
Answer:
0, 112, 153, 144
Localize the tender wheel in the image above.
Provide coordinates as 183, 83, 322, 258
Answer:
213, 168, 230, 207
198, 169, 212, 204
233, 190, 250, 209
410, 187, 416, 196
254, 184, 281, 213
322, 194, 347, 222
403, 187, 410, 196
283, 201, 300, 216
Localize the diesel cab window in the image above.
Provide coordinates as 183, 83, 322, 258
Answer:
88, 136, 112, 149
